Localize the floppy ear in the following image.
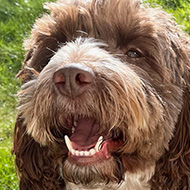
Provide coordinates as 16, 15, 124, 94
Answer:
23, 35, 60, 72
12, 116, 66, 190
151, 89, 190, 189
150, 33, 190, 189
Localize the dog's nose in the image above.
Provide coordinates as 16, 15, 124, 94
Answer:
53, 63, 95, 98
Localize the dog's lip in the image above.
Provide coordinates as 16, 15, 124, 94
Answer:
67, 139, 123, 165
65, 134, 123, 165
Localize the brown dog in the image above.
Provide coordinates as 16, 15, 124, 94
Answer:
13, 0, 190, 189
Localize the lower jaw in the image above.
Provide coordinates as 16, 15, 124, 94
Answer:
62, 156, 123, 186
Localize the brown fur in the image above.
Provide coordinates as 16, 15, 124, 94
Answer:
13, 0, 190, 189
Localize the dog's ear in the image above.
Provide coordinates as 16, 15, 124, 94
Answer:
151, 90, 190, 189
151, 33, 190, 189
16, 34, 60, 83
23, 35, 60, 72
12, 116, 66, 189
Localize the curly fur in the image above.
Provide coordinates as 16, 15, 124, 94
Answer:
13, 0, 190, 189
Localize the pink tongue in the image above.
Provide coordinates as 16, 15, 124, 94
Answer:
70, 118, 100, 148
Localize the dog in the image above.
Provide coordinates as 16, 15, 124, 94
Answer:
13, 0, 190, 189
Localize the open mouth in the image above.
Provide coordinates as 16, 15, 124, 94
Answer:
64, 116, 123, 164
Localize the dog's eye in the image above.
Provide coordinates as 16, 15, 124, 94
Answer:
126, 49, 142, 58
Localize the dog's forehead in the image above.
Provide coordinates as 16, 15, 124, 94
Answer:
44, 0, 152, 40
46, 0, 164, 53
25, 0, 181, 73
29, 0, 177, 52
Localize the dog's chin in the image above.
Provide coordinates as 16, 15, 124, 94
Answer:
62, 155, 122, 187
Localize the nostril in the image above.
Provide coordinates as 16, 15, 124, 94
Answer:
75, 72, 94, 85
76, 73, 85, 85
53, 71, 65, 84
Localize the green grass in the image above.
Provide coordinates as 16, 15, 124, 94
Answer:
0, 0, 55, 189
0, 0, 190, 189
0, 140, 18, 190
144, 0, 190, 34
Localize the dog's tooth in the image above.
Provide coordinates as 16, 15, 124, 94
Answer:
94, 136, 103, 152
79, 151, 84, 156
71, 149, 75, 155
89, 148, 96, 156
74, 121, 77, 127
72, 126, 75, 133
75, 150, 79, 156
84, 151, 90, 156
64, 135, 73, 152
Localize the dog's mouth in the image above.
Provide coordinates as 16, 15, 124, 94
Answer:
64, 116, 123, 164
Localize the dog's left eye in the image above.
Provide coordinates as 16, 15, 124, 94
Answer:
126, 49, 142, 58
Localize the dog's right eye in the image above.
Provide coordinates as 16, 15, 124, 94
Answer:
126, 49, 142, 58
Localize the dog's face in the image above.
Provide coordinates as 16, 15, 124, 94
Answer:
17, 0, 190, 189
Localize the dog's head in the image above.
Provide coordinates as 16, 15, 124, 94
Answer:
14, 0, 190, 189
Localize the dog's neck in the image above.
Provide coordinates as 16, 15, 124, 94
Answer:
66, 178, 150, 190
65, 166, 154, 190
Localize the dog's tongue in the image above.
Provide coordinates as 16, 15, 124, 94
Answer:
70, 117, 100, 148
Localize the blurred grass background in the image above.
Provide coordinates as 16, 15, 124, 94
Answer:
0, 0, 189, 189
0, 0, 54, 189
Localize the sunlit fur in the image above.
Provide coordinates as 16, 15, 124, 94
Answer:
13, 0, 190, 189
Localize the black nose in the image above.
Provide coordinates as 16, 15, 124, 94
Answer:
53, 63, 95, 98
